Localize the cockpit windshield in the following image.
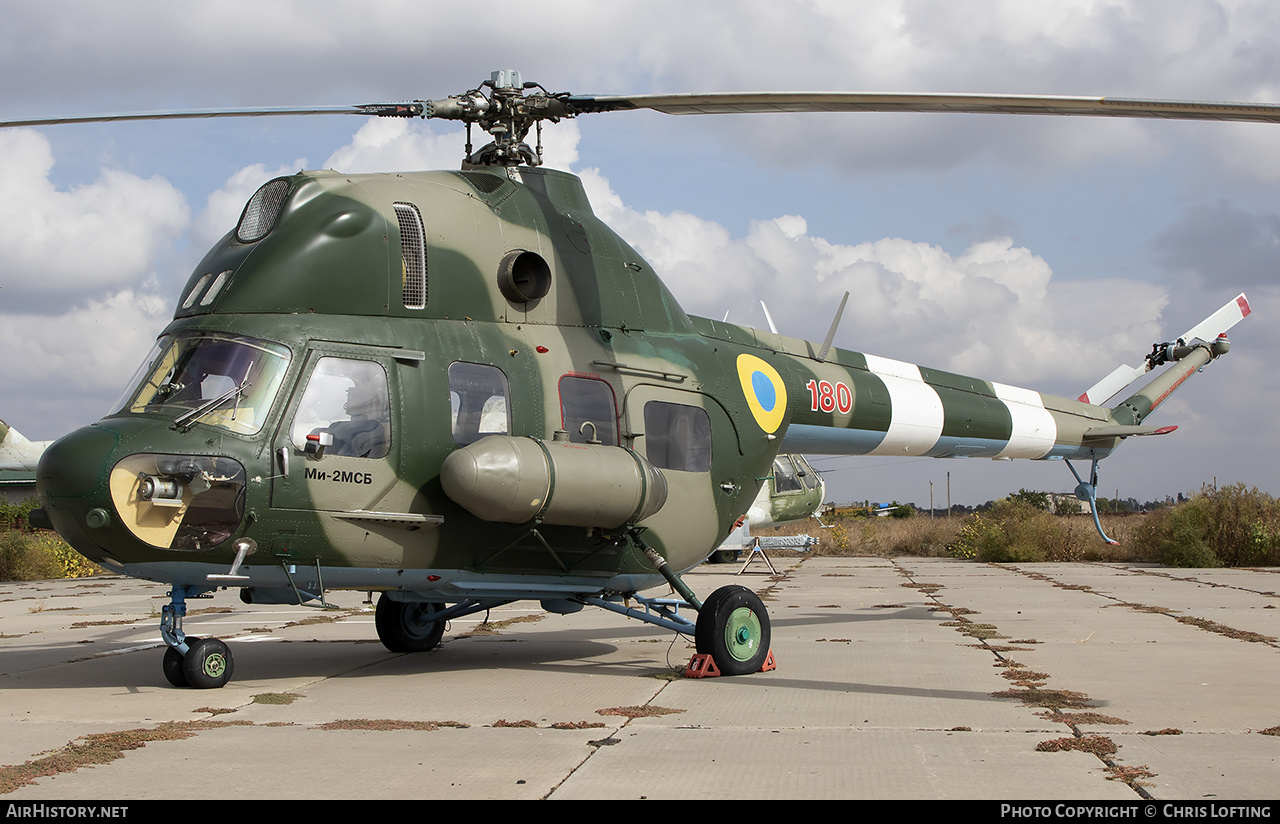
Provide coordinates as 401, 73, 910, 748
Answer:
119, 332, 291, 435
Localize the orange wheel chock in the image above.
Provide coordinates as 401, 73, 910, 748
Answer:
684, 649, 777, 678
684, 654, 720, 678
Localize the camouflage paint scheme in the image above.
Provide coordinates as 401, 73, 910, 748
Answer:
35, 164, 1225, 607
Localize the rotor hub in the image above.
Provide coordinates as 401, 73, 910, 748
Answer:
424, 70, 575, 167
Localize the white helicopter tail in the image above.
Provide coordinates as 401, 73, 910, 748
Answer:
0, 420, 52, 471
1078, 293, 1251, 405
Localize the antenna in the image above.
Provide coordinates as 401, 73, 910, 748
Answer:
817, 292, 849, 362
760, 301, 779, 334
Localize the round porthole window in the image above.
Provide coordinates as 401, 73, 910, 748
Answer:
497, 250, 552, 303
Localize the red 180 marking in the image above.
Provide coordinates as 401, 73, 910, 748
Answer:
806, 379, 852, 414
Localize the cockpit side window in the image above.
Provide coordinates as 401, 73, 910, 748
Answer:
772, 456, 803, 494
289, 358, 391, 459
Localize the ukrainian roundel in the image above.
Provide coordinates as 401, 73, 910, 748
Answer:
736, 354, 787, 434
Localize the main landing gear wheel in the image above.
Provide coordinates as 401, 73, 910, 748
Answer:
695, 585, 771, 676
375, 594, 445, 652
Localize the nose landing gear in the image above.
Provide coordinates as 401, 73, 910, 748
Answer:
160, 586, 235, 689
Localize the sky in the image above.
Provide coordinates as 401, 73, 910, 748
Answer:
1, 0, 1278, 508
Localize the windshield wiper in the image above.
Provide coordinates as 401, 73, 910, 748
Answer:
171, 365, 253, 430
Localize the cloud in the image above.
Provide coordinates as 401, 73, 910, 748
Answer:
193, 160, 309, 251
0, 287, 171, 435
0, 0, 1273, 505
581, 165, 1167, 388
0, 129, 188, 308
1153, 200, 1280, 287
324, 119, 463, 175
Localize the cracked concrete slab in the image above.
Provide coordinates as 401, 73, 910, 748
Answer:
2, 558, 1278, 799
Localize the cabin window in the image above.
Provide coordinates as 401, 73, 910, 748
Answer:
394, 202, 427, 309
559, 375, 618, 445
772, 456, 803, 494
795, 455, 821, 491
449, 362, 510, 446
643, 401, 711, 472
289, 358, 391, 459
181, 274, 211, 309
199, 270, 231, 306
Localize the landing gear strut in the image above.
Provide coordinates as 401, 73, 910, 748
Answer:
1066, 456, 1118, 545
628, 527, 773, 676
160, 586, 234, 689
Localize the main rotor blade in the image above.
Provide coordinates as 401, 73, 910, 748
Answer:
0, 103, 424, 129
567, 91, 1280, 124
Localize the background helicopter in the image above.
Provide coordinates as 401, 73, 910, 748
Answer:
4, 70, 1263, 688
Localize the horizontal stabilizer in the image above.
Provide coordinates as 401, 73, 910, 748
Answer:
1079, 293, 1250, 405
1082, 424, 1178, 442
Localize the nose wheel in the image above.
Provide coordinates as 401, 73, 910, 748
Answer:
159, 587, 235, 689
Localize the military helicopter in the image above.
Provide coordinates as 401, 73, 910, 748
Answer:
706, 454, 827, 564
10, 71, 1261, 688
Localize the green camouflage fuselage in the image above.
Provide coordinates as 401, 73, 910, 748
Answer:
36, 165, 1133, 603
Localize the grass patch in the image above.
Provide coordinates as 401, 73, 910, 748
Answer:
0, 720, 249, 794
1131, 484, 1280, 567
0, 529, 100, 582
1039, 711, 1130, 726
316, 719, 467, 731
458, 614, 545, 637
251, 693, 304, 705
1036, 735, 1118, 756
992, 687, 1095, 710
1105, 764, 1156, 785
596, 705, 685, 719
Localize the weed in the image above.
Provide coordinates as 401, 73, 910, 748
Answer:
1105, 764, 1156, 785
1039, 711, 1129, 726
992, 687, 1095, 710
316, 719, 467, 731
251, 693, 304, 705
596, 705, 685, 719
0, 720, 249, 794
1131, 485, 1280, 567
1036, 735, 1117, 756
459, 614, 545, 637
0, 530, 100, 582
